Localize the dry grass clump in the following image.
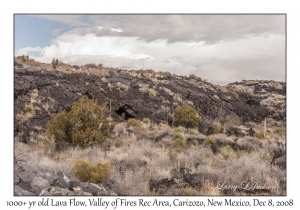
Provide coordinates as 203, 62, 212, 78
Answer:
115, 82, 129, 91
189, 129, 199, 136
101, 77, 108, 82
162, 87, 174, 96
254, 132, 265, 139
274, 127, 286, 137
30, 89, 39, 98
109, 169, 150, 195
211, 122, 222, 133
24, 103, 35, 117
219, 145, 236, 160
150, 77, 159, 84
150, 132, 164, 140
158, 120, 169, 127
139, 84, 158, 97
126, 118, 143, 127
142, 118, 151, 125
74, 159, 112, 183
182, 187, 197, 196
173, 93, 183, 102
205, 136, 216, 144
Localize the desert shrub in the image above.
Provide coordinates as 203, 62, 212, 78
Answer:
211, 122, 222, 133
46, 97, 116, 149
18, 55, 29, 62
175, 126, 185, 132
182, 187, 197, 196
73, 65, 80, 69
205, 136, 216, 144
173, 130, 187, 149
158, 120, 168, 127
139, 84, 158, 97
24, 104, 35, 117
150, 132, 164, 140
30, 89, 39, 99
173, 131, 186, 141
98, 63, 103, 69
190, 139, 199, 147
220, 113, 241, 127
85, 63, 98, 69
174, 138, 187, 149
189, 129, 200, 135
52, 58, 59, 69
173, 93, 183, 102
109, 69, 118, 77
127, 118, 142, 127
219, 146, 236, 160
115, 82, 122, 89
32, 89, 38, 95
274, 127, 286, 136
142, 118, 151, 125
254, 132, 265, 139
74, 159, 112, 183
189, 74, 198, 80
174, 105, 201, 129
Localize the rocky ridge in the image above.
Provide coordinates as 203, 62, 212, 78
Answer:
14, 60, 286, 144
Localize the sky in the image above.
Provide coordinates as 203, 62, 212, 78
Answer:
14, 14, 285, 85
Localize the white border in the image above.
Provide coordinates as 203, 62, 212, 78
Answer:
2, 0, 299, 209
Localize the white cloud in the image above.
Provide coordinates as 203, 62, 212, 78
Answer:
16, 46, 42, 56
22, 28, 284, 85
36, 15, 285, 43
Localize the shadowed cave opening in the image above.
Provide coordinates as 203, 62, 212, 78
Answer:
115, 104, 137, 120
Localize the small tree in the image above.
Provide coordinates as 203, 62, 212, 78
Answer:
174, 105, 201, 129
46, 97, 116, 149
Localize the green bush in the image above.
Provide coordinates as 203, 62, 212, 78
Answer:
190, 139, 199, 147
158, 120, 168, 127
174, 105, 201, 129
220, 113, 241, 127
189, 129, 199, 136
74, 159, 112, 183
173, 130, 187, 149
211, 122, 222, 133
174, 138, 187, 149
142, 118, 151, 125
32, 89, 38, 94
205, 136, 216, 144
18, 55, 29, 62
182, 187, 197, 196
31, 89, 39, 99
173, 131, 186, 141
219, 146, 236, 160
24, 104, 35, 117
150, 132, 164, 139
46, 97, 116, 149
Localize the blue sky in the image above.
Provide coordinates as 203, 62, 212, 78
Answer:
15, 15, 74, 56
14, 14, 285, 84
